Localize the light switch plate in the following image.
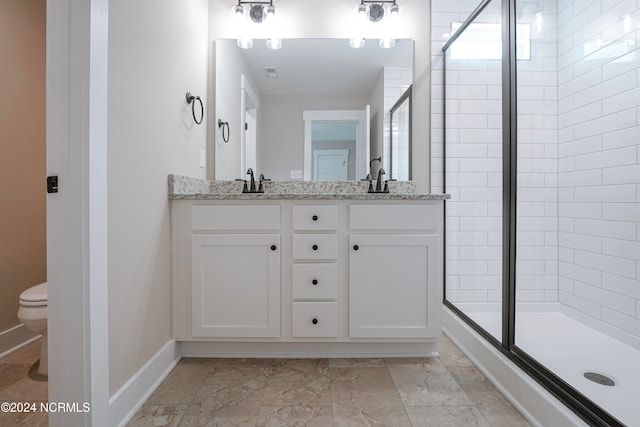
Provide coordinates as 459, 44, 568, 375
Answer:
290, 169, 302, 179
199, 148, 206, 168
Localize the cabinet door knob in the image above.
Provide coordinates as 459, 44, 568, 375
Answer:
270, 245, 277, 251
312, 318, 318, 325
312, 244, 318, 251
353, 244, 359, 251
312, 215, 318, 221
312, 279, 318, 285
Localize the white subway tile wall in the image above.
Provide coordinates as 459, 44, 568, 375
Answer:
432, 0, 640, 337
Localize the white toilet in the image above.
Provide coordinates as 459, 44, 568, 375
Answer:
17, 282, 48, 376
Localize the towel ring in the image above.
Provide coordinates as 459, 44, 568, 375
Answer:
218, 119, 230, 143
185, 92, 204, 125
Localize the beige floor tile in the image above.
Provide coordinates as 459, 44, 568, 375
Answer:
438, 335, 474, 368
388, 358, 473, 407
0, 363, 32, 392
0, 408, 47, 427
0, 376, 48, 402
458, 381, 531, 427
146, 359, 213, 405
127, 404, 187, 427
262, 359, 331, 407
256, 406, 333, 427
180, 364, 267, 426
330, 367, 411, 426
406, 406, 490, 427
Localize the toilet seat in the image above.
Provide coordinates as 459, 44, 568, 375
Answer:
19, 282, 48, 307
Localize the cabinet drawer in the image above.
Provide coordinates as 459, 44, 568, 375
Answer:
292, 234, 338, 260
191, 204, 280, 231
349, 204, 439, 231
291, 302, 338, 338
292, 205, 338, 230
292, 263, 338, 300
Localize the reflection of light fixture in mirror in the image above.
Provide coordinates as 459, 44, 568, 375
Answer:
379, 37, 395, 48
267, 38, 282, 49
350, 38, 366, 48
232, 1, 279, 49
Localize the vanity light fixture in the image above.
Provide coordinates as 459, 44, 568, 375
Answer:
350, 0, 401, 49
231, 0, 280, 49
356, 0, 400, 23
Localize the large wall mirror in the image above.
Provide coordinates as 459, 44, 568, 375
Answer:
213, 38, 414, 181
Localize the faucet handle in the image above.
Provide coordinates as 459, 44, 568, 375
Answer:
258, 174, 271, 193
383, 179, 397, 193
235, 178, 249, 193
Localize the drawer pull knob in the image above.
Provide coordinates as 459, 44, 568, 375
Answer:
312, 318, 318, 325
312, 279, 318, 285
312, 215, 318, 221
270, 245, 277, 251
312, 244, 318, 251
353, 244, 359, 251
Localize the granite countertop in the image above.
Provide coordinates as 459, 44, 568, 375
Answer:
168, 174, 450, 201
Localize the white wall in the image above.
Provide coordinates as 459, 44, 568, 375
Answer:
209, 0, 432, 190
556, 0, 640, 337
107, 0, 209, 394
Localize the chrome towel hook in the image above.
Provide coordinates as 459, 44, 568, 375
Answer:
185, 92, 204, 125
218, 119, 230, 143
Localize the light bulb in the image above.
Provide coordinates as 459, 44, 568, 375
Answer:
237, 38, 253, 49
379, 37, 395, 48
390, 3, 400, 16
350, 38, 365, 48
357, 3, 367, 18
232, 4, 244, 18
267, 38, 282, 49
266, 4, 276, 20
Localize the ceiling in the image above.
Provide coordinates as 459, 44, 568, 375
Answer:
237, 38, 413, 96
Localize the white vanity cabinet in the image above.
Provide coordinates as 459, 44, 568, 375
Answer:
348, 204, 442, 338
173, 203, 282, 339
171, 196, 444, 356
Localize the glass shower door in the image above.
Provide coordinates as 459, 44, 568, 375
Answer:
443, 0, 503, 341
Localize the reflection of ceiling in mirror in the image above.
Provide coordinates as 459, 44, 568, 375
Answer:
234, 38, 413, 96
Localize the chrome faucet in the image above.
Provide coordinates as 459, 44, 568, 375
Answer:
246, 168, 256, 193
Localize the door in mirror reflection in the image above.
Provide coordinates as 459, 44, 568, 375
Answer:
303, 107, 370, 181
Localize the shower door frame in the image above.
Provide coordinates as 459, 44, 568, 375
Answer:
441, 1, 625, 426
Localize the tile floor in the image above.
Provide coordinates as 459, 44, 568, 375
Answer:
0, 339, 48, 426
128, 335, 532, 427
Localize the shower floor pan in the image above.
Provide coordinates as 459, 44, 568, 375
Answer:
459, 303, 640, 426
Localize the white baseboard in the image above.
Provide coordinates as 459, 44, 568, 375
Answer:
109, 340, 180, 427
0, 324, 40, 359
443, 307, 588, 427
179, 341, 438, 358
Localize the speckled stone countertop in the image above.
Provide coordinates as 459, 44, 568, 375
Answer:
168, 174, 449, 200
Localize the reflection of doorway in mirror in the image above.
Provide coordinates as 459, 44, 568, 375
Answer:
313, 149, 349, 181
244, 109, 257, 172
303, 107, 370, 181
241, 74, 259, 175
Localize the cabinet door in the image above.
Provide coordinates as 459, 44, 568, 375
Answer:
349, 234, 440, 338
191, 234, 280, 338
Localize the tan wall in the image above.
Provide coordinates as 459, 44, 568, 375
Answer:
0, 0, 47, 334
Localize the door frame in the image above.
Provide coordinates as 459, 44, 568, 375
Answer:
47, 0, 110, 425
